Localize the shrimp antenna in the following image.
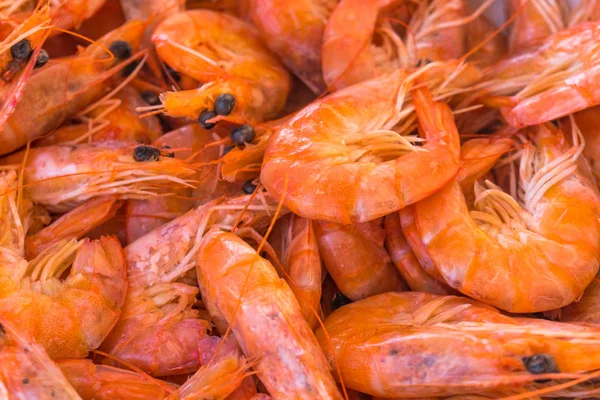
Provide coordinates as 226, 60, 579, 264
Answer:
50, 27, 115, 62
499, 368, 600, 400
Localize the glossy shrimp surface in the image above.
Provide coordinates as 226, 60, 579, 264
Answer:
153, 10, 291, 124
0, 19, 144, 155
412, 124, 600, 312
197, 230, 343, 399
317, 291, 600, 398
261, 76, 461, 223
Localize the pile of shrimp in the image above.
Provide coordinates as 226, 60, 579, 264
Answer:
5, 0, 600, 399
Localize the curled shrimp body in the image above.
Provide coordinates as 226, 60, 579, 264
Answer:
269, 214, 323, 328
0, 236, 127, 359
58, 359, 176, 400
411, 124, 600, 312
1, 140, 195, 213
508, 0, 566, 54
249, 0, 336, 93
315, 219, 406, 300
152, 10, 291, 124
482, 22, 600, 128
197, 230, 343, 399
316, 292, 600, 398
0, 319, 82, 400
261, 76, 461, 224
0, 19, 144, 155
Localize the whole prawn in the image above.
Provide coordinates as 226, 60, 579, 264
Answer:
261, 77, 463, 223
316, 291, 600, 398
410, 123, 600, 312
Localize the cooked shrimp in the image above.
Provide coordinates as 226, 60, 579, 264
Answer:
0, 318, 82, 400
269, 214, 322, 328
1, 140, 195, 213
316, 291, 600, 398
322, 0, 469, 90
0, 236, 127, 359
0, 19, 144, 155
152, 10, 291, 124
196, 229, 343, 399
507, 0, 566, 54
101, 195, 281, 376
48, 0, 107, 31
411, 123, 600, 312
25, 196, 122, 259
59, 359, 176, 400
261, 75, 463, 223
315, 219, 406, 300
384, 212, 453, 295
34, 86, 163, 146
480, 22, 600, 128
249, 0, 336, 93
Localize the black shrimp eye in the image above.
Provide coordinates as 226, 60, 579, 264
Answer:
214, 93, 235, 116
10, 39, 31, 61
34, 49, 49, 69
161, 145, 175, 158
522, 354, 559, 375
133, 145, 161, 162
242, 179, 257, 194
109, 40, 132, 59
198, 109, 216, 129
416, 58, 432, 67
230, 124, 255, 147
141, 90, 161, 106
330, 292, 352, 311
165, 64, 181, 82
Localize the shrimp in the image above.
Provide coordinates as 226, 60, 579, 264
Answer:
315, 219, 406, 301
384, 212, 453, 295
101, 195, 281, 376
321, 0, 469, 90
260, 75, 462, 223
46, 0, 108, 31
152, 10, 291, 124
410, 123, 600, 312
0, 236, 127, 359
268, 214, 323, 328
196, 229, 343, 399
0, 318, 82, 400
0, 19, 145, 155
58, 359, 176, 399
25, 196, 122, 259
480, 22, 600, 128
507, 0, 566, 54
34, 86, 163, 146
248, 0, 337, 93
316, 291, 600, 398
1, 140, 195, 213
